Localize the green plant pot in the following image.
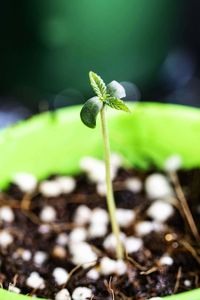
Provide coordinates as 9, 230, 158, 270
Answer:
0, 102, 200, 299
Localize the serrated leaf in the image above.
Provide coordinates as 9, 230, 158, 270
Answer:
80, 97, 103, 128
106, 97, 130, 113
89, 71, 107, 99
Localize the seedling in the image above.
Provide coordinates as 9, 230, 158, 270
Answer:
80, 71, 130, 259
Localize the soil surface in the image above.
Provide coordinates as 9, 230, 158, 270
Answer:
0, 167, 200, 299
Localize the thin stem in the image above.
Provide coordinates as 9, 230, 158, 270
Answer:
100, 105, 124, 260
170, 171, 200, 244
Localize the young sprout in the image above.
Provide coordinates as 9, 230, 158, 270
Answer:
80, 71, 130, 259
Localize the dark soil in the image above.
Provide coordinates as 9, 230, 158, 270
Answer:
1, 168, 200, 299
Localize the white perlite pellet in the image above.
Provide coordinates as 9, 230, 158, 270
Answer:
80, 157, 106, 183
13, 248, 32, 261
80, 157, 99, 173
0, 230, 13, 248
184, 279, 191, 287
135, 221, 164, 236
88, 223, 107, 238
73, 205, 92, 226
86, 268, 100, 280
53, 267, 69, 285
159, 255, 174, 266
110, 153, 123, 168
96, 182, 107, 196
91, 208, 109, 225
0, 206, 14, 223
124, 237, 143, 253
39, 180, 62, 197
115, 260, 127, 276
125, 177, 142, 193
145, 173, 174, 200
80, 157, 116, 183
55, 289, 71, 300
147, 200, 174, 223
89, 164, 115, 183
100, 257, 116, 275
164, 155, 182, 172
26, 272, 45, 289
38, 224, 51, 234
39, 206, 57, 223
135, 221, 155, 236
22, 249, 32, 261
56, 176, 76, 194
33, 251, 48, 266
70, 242, 97, 268
69, 227, 88, 243
116, 208, 135, 228
100, 257, 127, 276
13, 172, 37, 193
107, 81, 126, 99
103, 232, 126, 251
72, 287, 92, 300
56, 233, 68, 246
8, 283, 21, 294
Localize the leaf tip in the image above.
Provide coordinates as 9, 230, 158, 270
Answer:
89, 70, 95, 79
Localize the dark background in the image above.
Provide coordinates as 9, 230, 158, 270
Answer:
0, 0, 199, 128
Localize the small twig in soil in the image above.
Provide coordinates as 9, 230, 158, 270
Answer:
65, 193, 100, 204
0, 193, 20, 208
21, 210, 41, 225
167, 197, 189, 224
20, 193, 32, 210
91, 245, 105, 257
126, 255, 146, 271
180, 239, 200, 264
104, 277, 115, 300
21, 209, 76, 231
170, 171, 200, 244
189, 272, 199, 288
140, 266, 158, 275
28, 288, 38, 297
12, 274, 18, 286
174, 266, 182, 294
50, 222, 77, 232
194, 274, 199, 288
63, 264, 83, 288
116, 291, 132, 300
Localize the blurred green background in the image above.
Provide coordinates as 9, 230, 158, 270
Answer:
1, 0, 200, 127
0, 0, 181, 107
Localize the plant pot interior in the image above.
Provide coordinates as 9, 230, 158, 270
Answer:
0, 103, 200, 300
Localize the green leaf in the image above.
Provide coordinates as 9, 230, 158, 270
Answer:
80, 97, 103, 128
89, 71, 107, 99
106, 97, 130, 113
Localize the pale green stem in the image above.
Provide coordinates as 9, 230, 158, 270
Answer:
100, 104, 124, 260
